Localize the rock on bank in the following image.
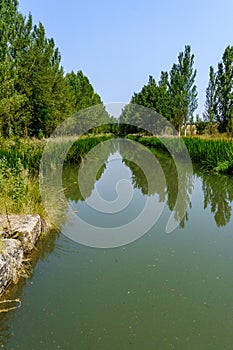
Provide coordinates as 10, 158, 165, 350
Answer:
0, 215, 46, 295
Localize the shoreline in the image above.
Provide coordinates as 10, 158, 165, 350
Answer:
0, 215, 49, 296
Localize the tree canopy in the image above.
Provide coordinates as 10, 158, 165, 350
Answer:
121, 45, 198, 135
204, 46, 233, 133
1, 1, 233, 138
0, 0, 105, 138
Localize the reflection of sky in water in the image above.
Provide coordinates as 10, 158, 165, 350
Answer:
63, 142, 233, 230
68, 155, 147, 228
3, 145, 233, 350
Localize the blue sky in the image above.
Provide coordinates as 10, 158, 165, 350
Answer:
19, 0, 233, 116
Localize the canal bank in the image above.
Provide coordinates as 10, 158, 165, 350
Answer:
0, 215, 48, 295
1, 141, 233, 349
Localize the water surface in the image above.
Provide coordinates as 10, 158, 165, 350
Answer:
1, 140, 233, 349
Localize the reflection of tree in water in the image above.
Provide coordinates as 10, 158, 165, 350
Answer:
119, 140, 193, 229
160, 152, 193, 229
119, 140, 166, 202
0, 229, 59, 348
63, 139, 117, 202
64, 138, 195, 229
123, 160, 148, 195
197, 169, 233, 227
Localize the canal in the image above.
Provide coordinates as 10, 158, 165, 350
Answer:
1, 139, 233, 349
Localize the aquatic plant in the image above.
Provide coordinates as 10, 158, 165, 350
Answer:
127, 135, 233, 174
0, 135, 114, 217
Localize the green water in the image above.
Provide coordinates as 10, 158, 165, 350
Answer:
1, 140, 233, 349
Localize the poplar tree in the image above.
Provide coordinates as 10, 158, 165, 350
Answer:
203, 66, 217, 133
215, 46, 233, 133
66, 70, 110, 133
0, 0, 103, 137
169, 45, 198, 136
66, 70, 102, 112
0, 0, 27, 136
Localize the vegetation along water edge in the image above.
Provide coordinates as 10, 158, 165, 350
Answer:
126, 135, 233, 174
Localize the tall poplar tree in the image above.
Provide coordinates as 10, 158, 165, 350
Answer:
0, 0, 96, 137
203, 66, 217, 133
66, 70, 102, 112
215, 46, 233, 132
169, 45, 198, 136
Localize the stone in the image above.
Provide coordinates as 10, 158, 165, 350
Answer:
0, 215, 42, 253
0, 239, 24, 294
0, 215, 43, 295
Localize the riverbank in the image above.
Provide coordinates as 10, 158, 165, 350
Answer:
0, 134, 113, 295
0, 134, 113, 218
0, 214, 47, 296
126, 135, 233, 174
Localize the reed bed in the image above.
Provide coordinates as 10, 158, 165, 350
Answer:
127, 135, 233, 174
183, 137, 233, 173
0, 134, 113, 217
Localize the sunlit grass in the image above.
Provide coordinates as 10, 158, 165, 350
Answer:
127, 135, 233, 174
0, 134, 114, 220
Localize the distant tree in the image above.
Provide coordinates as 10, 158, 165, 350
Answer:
169, 45, 198, 136
215, 46, 233, 133
0, 0, 28, 137
195, 114, 207, 135
157, 71, 172, 119
122, 46, 198, 136
119, 74, 172, 135
66, 70, 111, 134
203, 66, 217, 134
130, 74, 171, 119
66, 70, 102, 112
19, 22, 74, 137
0, 1, 107, 138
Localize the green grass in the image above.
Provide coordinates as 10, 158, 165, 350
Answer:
0, 134, 114, 221
0, 137, 45, 174
127, 135, 233, 174
182, 137, 233, 173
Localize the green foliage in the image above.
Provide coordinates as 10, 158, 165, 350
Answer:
128, 135, 233, 174
0, 137, 45, 173
195, 115, 207, 135
215, 46, 233, 133
0, 156, 27, 209
0, 1, 104, 138
120, 73, 172, 135
130, 74, 171, 119
203, 66, 217, 134
66, 71, 102, 112
205, 46, 233, 134
126, 135, 188, 158
169, 45, 198, 135
0, 135, 114, 217
182, 137, 233, 173
66, 135, 113, 163
123, 46, 198, 135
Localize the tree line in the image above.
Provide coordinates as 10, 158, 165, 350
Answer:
0, 1, 233, 138
121, 45, 197, 136
120, 45, 233, 136
0, 0, 107, 138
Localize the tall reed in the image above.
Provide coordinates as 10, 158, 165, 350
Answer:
127, 135, 233, 174
0, 134, 114, 218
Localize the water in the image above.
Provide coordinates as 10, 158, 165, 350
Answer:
1, 139, 233, 349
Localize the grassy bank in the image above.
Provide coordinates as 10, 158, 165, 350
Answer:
127, 135, 233, 174
0, 134, 113, 221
